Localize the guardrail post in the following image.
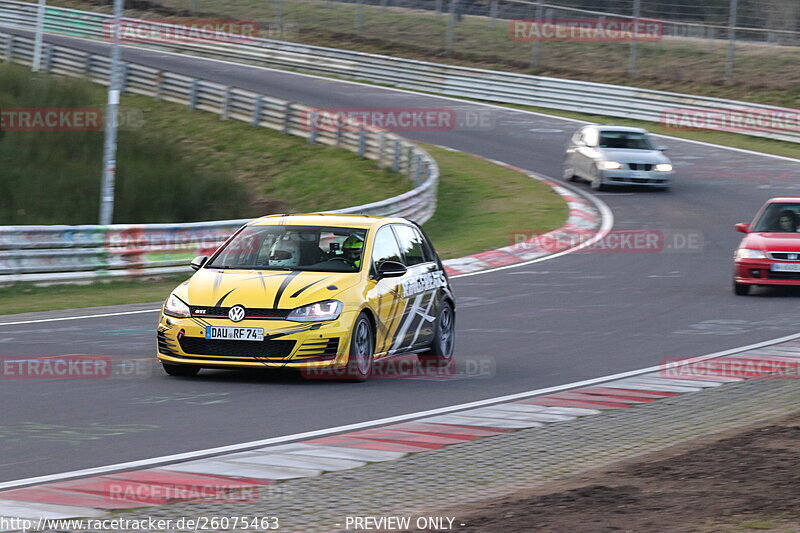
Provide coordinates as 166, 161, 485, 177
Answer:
43, 44, 54, 73
188, 79, 199, 110
119, 62, 129, 93
392, 139, 401, 172
335, 119, 343, 146
490, 0, 498, 27
3, 35, 12, 64
531, 0, 544, 68
155, 70, 164, 99
358, 126, 366, 157
435, 0, 443, 15
415, 154, 423, 185
282, 102, 292, 134
378, 132, 386, 167
252, 96, 264, 126
84, 54, 93, 77
406, 146, 414, 177
221, 86, 232, 120
308, 111, 318, 144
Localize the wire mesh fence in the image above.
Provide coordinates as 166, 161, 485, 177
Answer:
133, 0, 798, 88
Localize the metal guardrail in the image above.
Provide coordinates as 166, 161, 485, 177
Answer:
0, 30, 439, 285
0, 0, 796, 143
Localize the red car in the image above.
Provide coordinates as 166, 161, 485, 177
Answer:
734, 197, 800, 295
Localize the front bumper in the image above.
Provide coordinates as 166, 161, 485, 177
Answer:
156, 311, 357, 369
599, 169, 672, 187
735, 259, 800, 286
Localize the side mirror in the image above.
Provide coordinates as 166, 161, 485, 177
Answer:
190, 255, 208, 271
656, 145, 668, 151
376, 261, 407, 279
735, 223, 750, 234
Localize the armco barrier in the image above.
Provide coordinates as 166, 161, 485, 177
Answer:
0, 0, 797, 143
0, 31, 438, 285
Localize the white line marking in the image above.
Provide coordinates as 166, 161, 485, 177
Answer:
3, 330, 800, 491
0, 308, 160, 327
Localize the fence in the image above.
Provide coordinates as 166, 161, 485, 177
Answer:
0, 1, 795, 143
0, 30, 439, 285
35, 0, 799, 80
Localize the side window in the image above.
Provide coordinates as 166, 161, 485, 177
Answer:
371, 226, 404, 271
393, 224, 432, 266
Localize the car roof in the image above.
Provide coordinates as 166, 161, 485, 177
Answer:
767, 197, 800, 203
586, 125, 650, 134
248, 213, 410, 229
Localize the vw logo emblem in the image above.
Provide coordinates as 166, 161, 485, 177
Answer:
228, 305, 246, 322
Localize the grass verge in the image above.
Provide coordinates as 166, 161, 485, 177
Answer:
1, 145, 569, 315
0, 62, 407, 224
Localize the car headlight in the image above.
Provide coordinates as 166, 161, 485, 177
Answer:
599, 161, 622, 170
164, 293, 191, 318
735, 248, 766, 260
655, 163, 673, 172
287, 300, 343, 322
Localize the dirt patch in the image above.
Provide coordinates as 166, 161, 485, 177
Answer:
430, 414, 800, 533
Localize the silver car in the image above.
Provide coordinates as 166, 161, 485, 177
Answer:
563, 125, 673, 191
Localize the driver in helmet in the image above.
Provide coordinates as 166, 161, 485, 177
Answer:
268, 236, 302, 268
341, 234, 364, 268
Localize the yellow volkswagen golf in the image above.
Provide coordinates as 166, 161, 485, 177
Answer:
157, 214, 455, 380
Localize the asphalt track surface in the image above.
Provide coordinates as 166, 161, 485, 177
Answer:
1, 29, 799, 484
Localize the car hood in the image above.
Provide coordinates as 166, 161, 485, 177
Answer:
174, 269, 363, 310
596, 149, 669, 164
742, 233, 800, 252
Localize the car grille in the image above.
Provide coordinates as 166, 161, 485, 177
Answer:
628, 163, 654, 171
294, 338, 339, 361
768, 272, 800, 280
769, 252, 800, 261
178, 336, 296, 358
190, 306, 291, 320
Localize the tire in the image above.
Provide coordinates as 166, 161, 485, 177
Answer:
162, 362, 200, 377
345, 313, 374, 381
733, 281, 751, 296
418, 301, 455, 367
590, 167, 606, 192
562, 160, 577, 182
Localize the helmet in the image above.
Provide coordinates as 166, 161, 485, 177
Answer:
269, 236, 301, 268
342, 234, 364, 268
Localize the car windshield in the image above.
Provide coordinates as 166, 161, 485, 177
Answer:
598, 131, 654, 150
206, 225, 368, 272
753, 203, 800, 233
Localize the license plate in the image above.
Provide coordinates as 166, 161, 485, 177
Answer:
771, 263, 800, 272
205, 326, 264, 341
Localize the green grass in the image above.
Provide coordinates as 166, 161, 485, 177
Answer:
0, 275, 189, 315
0, 62, 408, 224
422, 145, 567, 259
0, 145, 568, 315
